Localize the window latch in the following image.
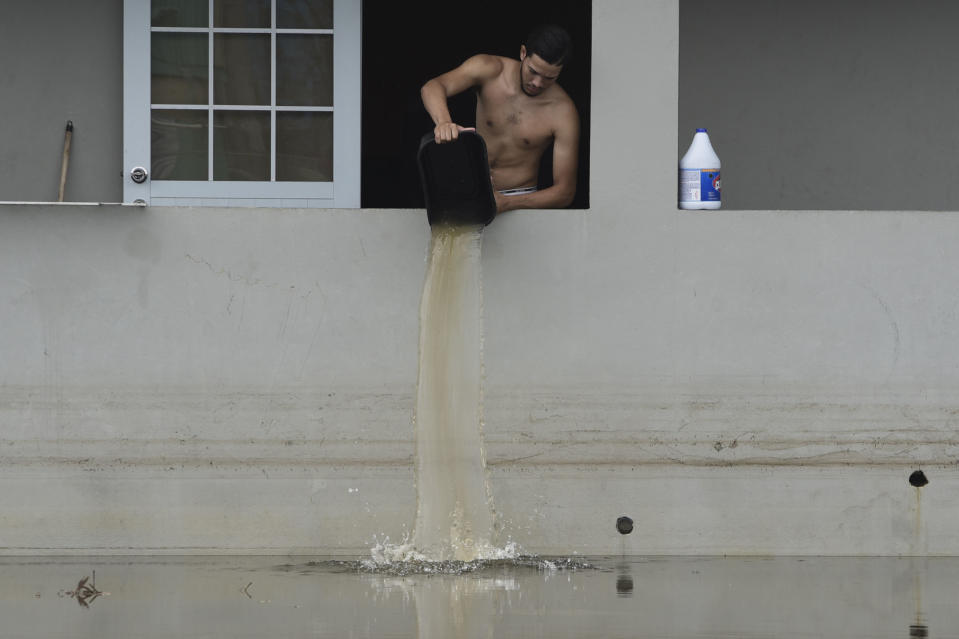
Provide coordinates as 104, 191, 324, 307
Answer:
130, 167, 148, 184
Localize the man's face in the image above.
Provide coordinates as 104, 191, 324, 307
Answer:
519, 46, 563, 97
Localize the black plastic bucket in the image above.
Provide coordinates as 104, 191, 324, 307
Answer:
417, 131, 496, 227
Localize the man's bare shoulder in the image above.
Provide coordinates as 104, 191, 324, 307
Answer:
460, 54, 507, 81
545, 85, 579, 127
550, 84, 577, 111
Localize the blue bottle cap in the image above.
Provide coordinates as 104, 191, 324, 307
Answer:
696, 128, 708, 132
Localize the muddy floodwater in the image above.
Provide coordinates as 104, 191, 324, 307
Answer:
413, 224, 496, 561
3, 555, 959, 638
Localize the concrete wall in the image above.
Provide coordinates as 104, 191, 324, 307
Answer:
0, 0, 123, 203
2, 0, 959, 556
680, 0, 959, 210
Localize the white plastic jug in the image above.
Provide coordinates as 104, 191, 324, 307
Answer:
679, 128, 721, 210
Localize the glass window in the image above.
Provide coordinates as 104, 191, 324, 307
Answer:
124, 0, 360, 207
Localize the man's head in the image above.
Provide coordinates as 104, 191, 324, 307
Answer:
519, 24, 572, 97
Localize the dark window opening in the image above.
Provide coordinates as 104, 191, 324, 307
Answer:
362, 0, 591, 209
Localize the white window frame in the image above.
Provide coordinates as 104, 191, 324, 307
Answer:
123, 0, 361, 207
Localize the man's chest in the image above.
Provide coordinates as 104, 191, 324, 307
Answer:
476, 90, 553, 148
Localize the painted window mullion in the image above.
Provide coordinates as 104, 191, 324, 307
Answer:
151, 104, 210, 110
152, 28, 332, 34
274, 106, 335, 112
275, 29, 334, 35
209, 105, 275, 111
271, 0, 277, 182
211, 28, 272, 34
207, 0, 214, 182
151, 27, 209, 33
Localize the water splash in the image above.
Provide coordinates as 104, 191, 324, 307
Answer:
361, 536, 525, 573
334, 538, 589, 576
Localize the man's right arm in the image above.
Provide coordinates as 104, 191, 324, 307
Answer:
421, 55, 501, 143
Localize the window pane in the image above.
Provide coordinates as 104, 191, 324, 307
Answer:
276, 35, 333, 106
214, 34, 270, 106
152, 0, 208, 27
214, 0, 270, 28
277, 0, 333, 29
214, 111, 270, 181
152, 33, 208, 105
276, 112, 333, 181
152, 110, 209, 181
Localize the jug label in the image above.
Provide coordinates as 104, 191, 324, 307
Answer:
700, 169, 721, 201
679, 169, 721, 202
679, 169, 700, 201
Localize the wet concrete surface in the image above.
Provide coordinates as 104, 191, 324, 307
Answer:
2, 555, 958, 638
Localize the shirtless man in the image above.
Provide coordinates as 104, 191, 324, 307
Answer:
420, 24, 579, 214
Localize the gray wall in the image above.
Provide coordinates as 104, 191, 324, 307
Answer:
680, 0, 959, 210
2, 1, 958, 556
0, 0, 122, 203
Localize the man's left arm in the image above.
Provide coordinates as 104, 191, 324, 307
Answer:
495, 104, 580, 213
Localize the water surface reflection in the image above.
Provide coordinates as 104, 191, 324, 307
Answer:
1, 556, 957, 638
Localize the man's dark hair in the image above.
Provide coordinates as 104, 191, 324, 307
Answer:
525, 24, 572, 67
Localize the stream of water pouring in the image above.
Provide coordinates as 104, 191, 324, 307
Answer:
409, 223, 497, 562
358, 223, 592, 572
364, 222, 528, 567
410, 223, 497, 561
